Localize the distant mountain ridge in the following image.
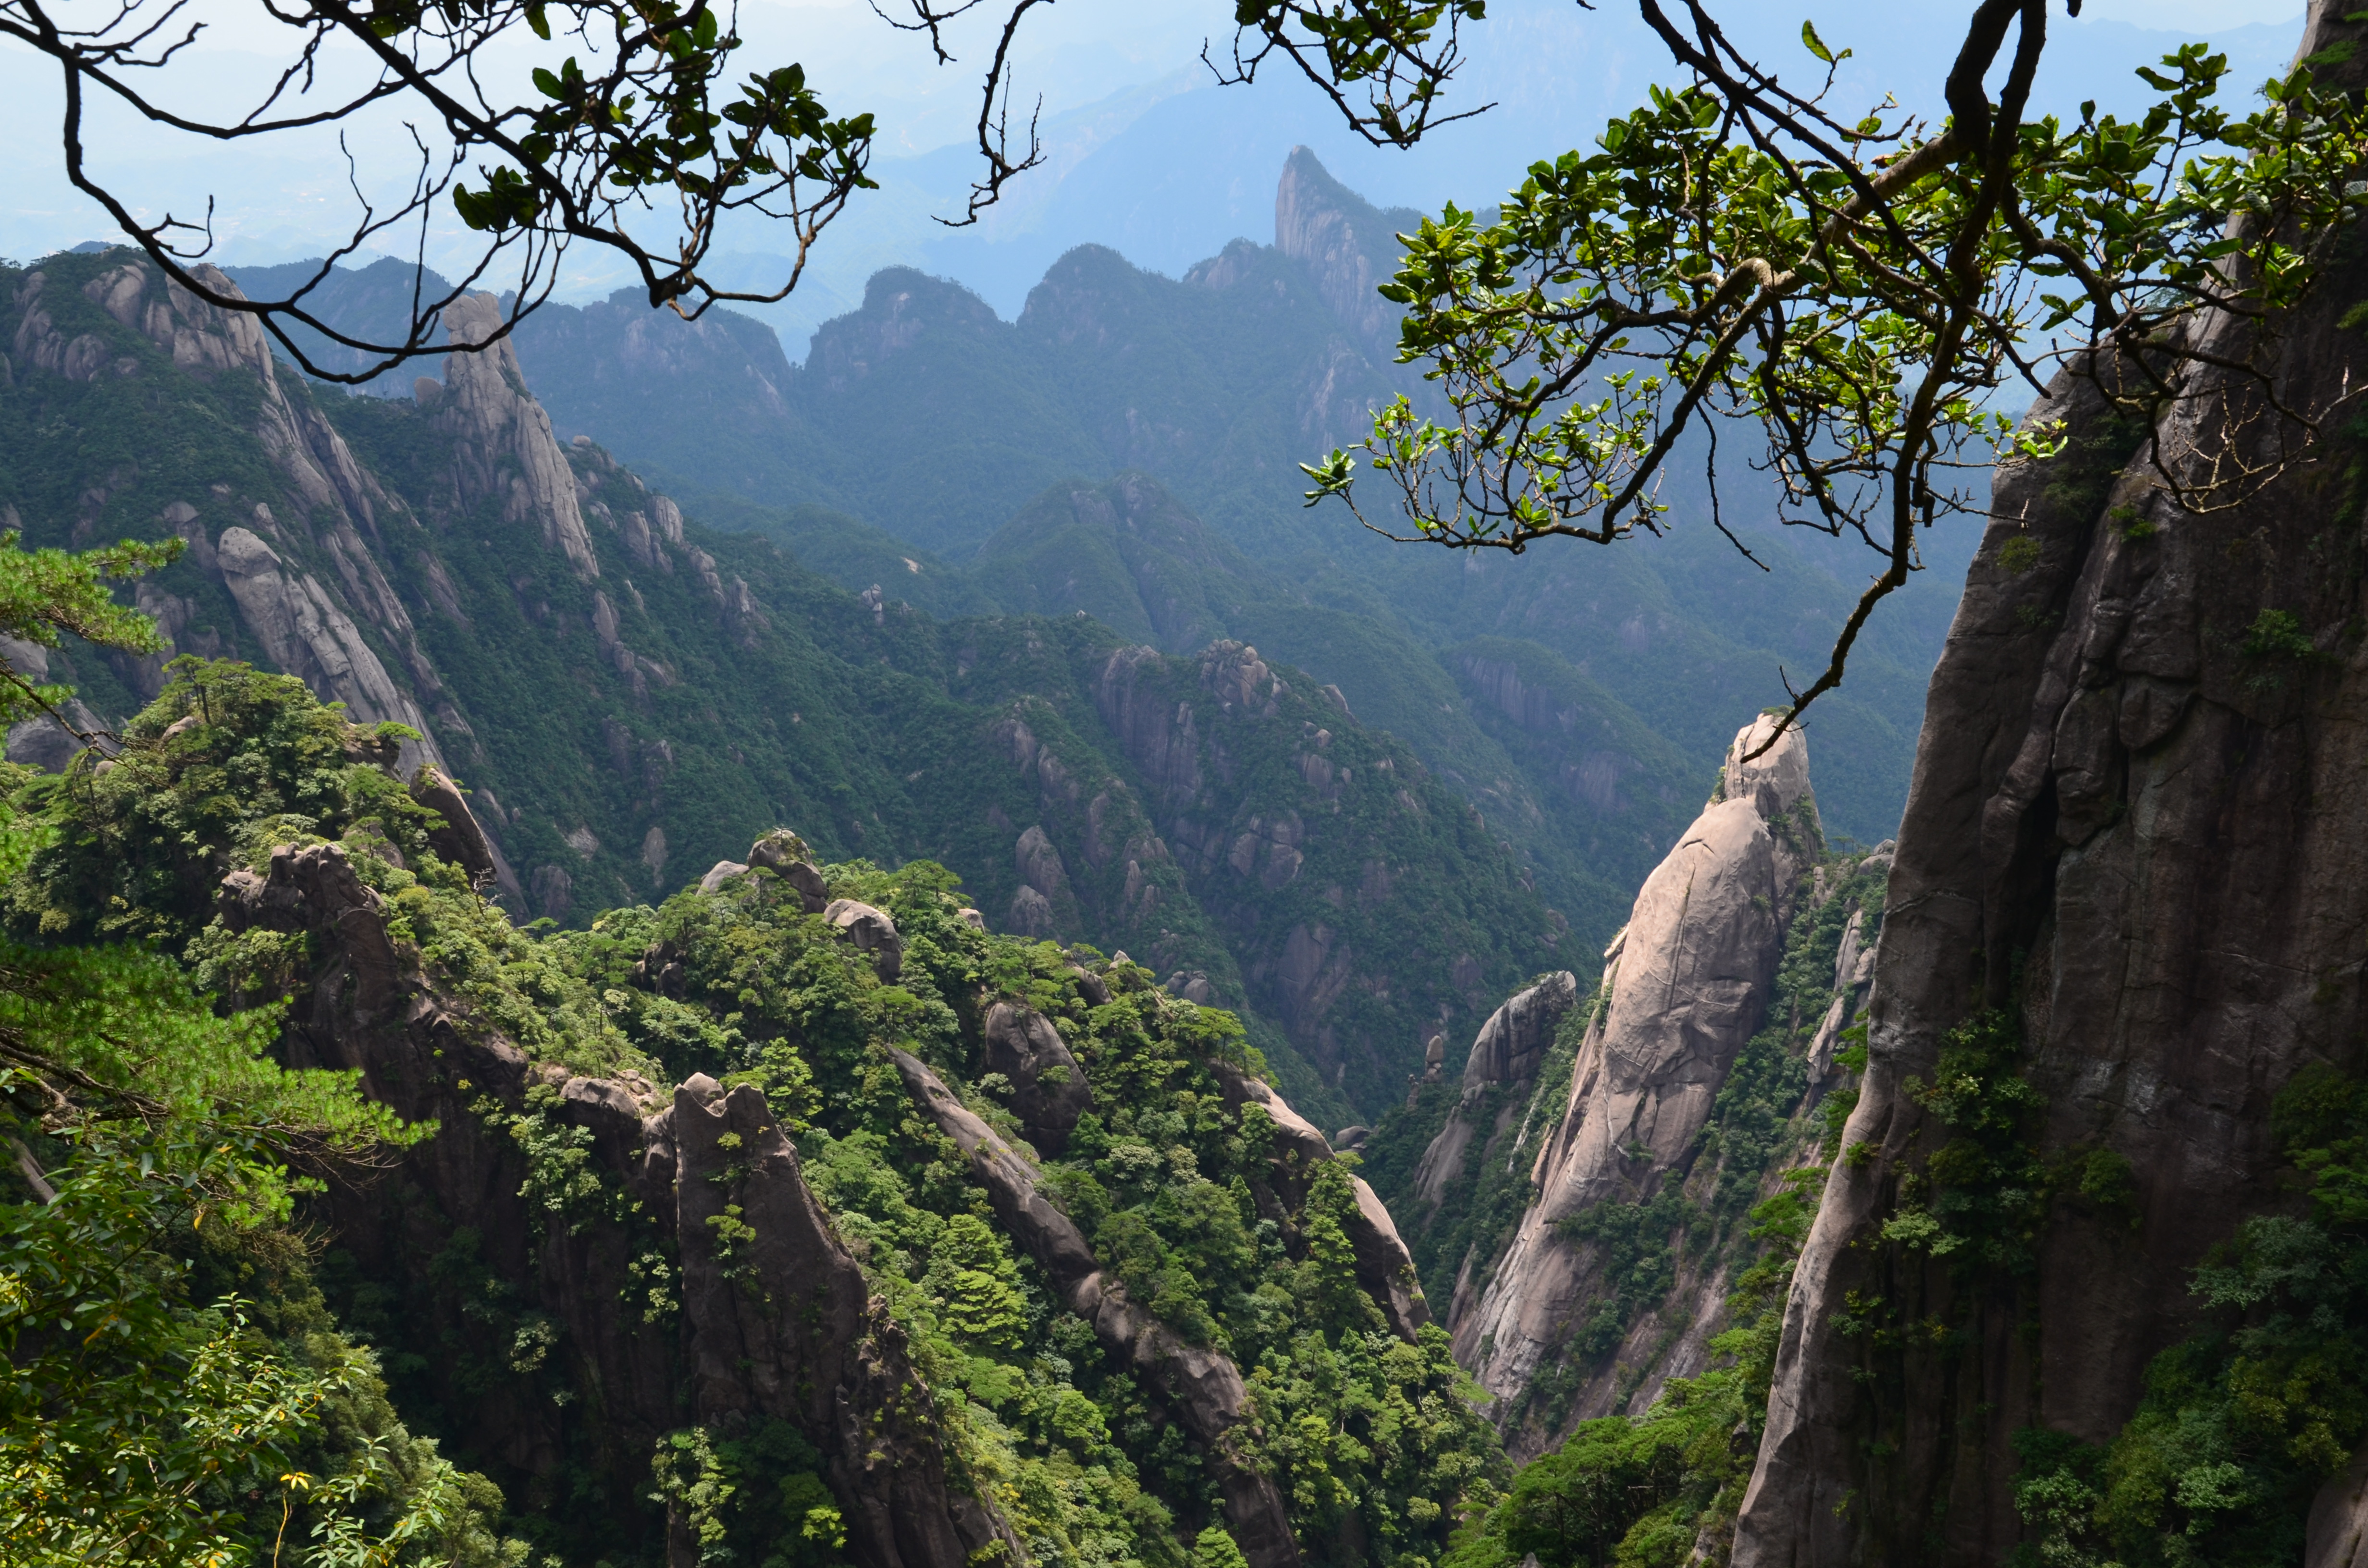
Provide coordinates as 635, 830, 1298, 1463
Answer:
0, 244, 1610, 1125
220, 149, 1976, 927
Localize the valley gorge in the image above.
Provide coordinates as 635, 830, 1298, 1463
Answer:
12, 10, 2368, 1563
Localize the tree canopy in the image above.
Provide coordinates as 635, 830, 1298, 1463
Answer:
1296, 0, 2368, 740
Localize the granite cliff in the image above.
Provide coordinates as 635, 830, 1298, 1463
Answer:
1727, 8, 2368, 1561
1362, 716, 1895, 1471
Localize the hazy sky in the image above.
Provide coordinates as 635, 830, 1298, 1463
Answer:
0, 0, 2318, 346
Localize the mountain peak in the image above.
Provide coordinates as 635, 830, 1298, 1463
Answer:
1274, 147, 1425, 350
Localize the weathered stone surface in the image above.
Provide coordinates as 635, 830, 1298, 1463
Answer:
1460, 970, 1579, 1095
1733, 16, 2368, 1563
219, 840, 1009, 1567
748, 828, 828, 911
698, 859, 747, 893
1015, 823, 1069, 897
1068, 964, 1112, 1007
888, 1049, 1302, 1568
980, 1001, 1092, 1153
438, 294, 601, 581
37, 264, 458, 772
824, 898, 903, 980
1204, 1059, 1429, 1342
1406, 971, 1580, 1215
672, 1077, 991, 1568
1803, 842, 1892, 1081
1455, 720, 1813, 1451
1274, 146, 1421, 355
215, 526, 444, 773
409, 763, 522, 902
1007, 884, 1056, 937
2310, 1444, 2368, 1568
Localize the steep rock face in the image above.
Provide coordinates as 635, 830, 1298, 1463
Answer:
215, 524, 443, 768
979, 1000, 1093, 1154
1455, 719, 1817, 1447
1272, 146, 1424, 357
2, 259, 456, 772
73, 261, 393, 539
519, 284, 795, 424
1088, 636, 1558, 1109
671, 1077, 992, 1568
1732, 12, 2368, 1562
226, 838, 999, 1565
438, 294, 600, 580
1462, 970, 1582, 1096
411, 763, 524, 902
888, 1048, 1304, 1568
1802, 840, 1893, 1080
1406, 971, 1581, 1218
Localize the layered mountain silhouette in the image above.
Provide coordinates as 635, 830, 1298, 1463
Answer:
230, 151, 1973, 928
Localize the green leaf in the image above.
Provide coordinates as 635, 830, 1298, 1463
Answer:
1801, 19, 1834, 63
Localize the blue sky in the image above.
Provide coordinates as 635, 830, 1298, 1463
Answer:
0, 0, 2315, 353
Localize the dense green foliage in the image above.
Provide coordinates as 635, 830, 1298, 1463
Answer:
0, 535, 522, 1565
234, 197, 1968, 857
2009, 1066, 2368, 1567
1877, 1011, 2051, 1273
0, 641, 1513, 1566
557, 858, 1504, 1566
632, 252, 1958, 851
8, 658, 437, 949
0, 246, 1586, 1127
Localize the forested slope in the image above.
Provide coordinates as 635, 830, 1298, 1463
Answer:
0, 247, 1579, 1126
0, 658, 1498, 1566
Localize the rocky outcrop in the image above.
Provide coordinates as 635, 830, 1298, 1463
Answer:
438, 294, 601, 581
888, 1048, 1303, 1568
84, 261, 398, 543
979, 1001, 1092, 1154
221, 839, 1003, 1567
1461, 970, 1580, 1094
1801, 840, 1893, 1082
1455, 719, 1816, 1447
9, 260, 464, 773
1203, 1058, 1429, 1342
1272, 147, 1424, 357
0, 635, 110, 771
1406, 971, 1580, 1216
2310, 1447, 2368, 1568
823, 898, 903, 981
215, 525, 444, 773
409, 763, 522, 905
1732, 12, 2368, 1562
1087, 635, 1555, 1106
671, 1076, 997, 1568
1011, 824, 1077, 937
748, 828, 829, 911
